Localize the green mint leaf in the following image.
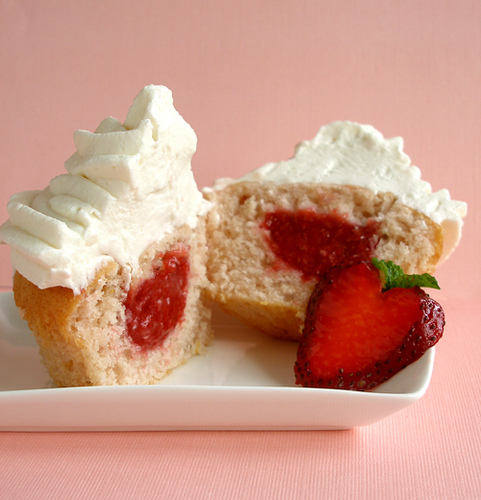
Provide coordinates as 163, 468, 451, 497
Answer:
371, 258, 440, 291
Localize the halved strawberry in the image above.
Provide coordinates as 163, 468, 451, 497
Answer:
294, 260, 445, 390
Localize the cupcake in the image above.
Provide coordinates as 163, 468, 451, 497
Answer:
0, 85, 212, 386
204, 122, 466, 340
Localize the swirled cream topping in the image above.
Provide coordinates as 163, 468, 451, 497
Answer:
212, 121, 467, 263
0, 85, 209, 294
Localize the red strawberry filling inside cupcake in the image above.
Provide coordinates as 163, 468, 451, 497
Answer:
124, 246, 190, 351
261, 209, 380, 280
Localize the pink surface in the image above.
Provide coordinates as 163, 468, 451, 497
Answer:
0, 1, 480, 498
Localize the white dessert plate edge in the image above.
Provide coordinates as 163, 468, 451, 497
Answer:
0, 292, 434, 431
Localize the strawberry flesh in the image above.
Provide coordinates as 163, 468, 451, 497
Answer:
295, 262, 445, 390
124, 246, 190, 352
261, 209, 379, 281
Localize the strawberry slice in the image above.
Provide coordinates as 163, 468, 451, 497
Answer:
294, 260, 445, 390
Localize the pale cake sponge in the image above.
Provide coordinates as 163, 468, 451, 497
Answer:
13, 225, 211, 387
0, 85, 212, 386
205, 182, 444, 340
204, 122, 466, 341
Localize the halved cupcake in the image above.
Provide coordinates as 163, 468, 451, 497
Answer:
204, 122, 466, 340
0, 85, 212, 386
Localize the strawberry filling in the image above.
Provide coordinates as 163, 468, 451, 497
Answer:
261, 209, 379, 280
124, 246, 190, 352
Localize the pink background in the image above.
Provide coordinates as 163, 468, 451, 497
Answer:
0, 1, 480, 498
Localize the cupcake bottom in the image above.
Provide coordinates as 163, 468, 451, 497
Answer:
13, 223, 212, 387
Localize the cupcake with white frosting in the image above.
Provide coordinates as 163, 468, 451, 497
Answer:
204, 122, 467, 340
0, 85, 212, 386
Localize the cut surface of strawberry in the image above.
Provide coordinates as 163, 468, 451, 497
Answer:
294, 261, 445, 390
261, 209, 379, 280
124, 246, 190, 352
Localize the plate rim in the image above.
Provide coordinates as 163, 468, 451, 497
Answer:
0, 291, 435, 431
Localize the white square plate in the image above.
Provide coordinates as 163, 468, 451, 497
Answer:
0, 292, 434, 431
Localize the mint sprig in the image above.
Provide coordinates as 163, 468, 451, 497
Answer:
372, 258, 440, 291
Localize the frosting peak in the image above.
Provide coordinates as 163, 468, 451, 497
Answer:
0, 85, 208, 294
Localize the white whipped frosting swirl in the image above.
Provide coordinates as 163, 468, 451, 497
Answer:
213, 121, 466, 263
0, 85, 209, 294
